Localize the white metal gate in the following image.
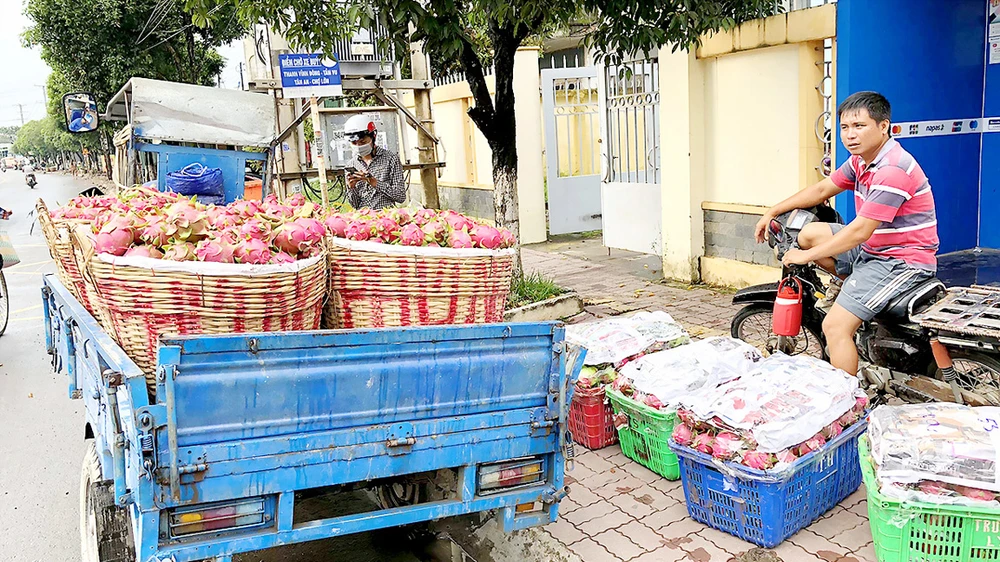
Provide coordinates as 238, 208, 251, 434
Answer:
541, 67, 602, 235
599, 59, 662, 255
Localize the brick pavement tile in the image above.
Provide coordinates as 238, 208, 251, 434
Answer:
594, 528, 646, 561
623, 462, 663, 484
578, 451, 619, 474
560, 497, 583, 514
677, 533, 732, 561
610, 491, 656, 519
847, 500, 869, 519
815, 505, 846, 521
788, 529, 852, 560
650, 477, 683, 496
829, 519, 873, 553
696, 527, 757, 557
544, 516, 587, 546
629, 546, 689, 562
594, 475, 649, 499
628, 484, 678, 511
617, 520, 668, 552
840, 486, 868, 508
851, 541, 877, 562
563, 499, 617, 526
578, 508, 636, 537
773, 541, 826, 562
579, 467, 630, 489
566, 463, 598, 485
650, 507, 700, 535
597, 444, 625, 460
567, 538, 622, 562
602, 450, 633, 468
807, 509, 865, 540
566, 481, 604, 508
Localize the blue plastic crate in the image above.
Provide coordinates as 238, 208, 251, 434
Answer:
668, 419, 866, 548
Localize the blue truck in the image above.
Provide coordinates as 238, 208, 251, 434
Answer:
42, 274, 580, 561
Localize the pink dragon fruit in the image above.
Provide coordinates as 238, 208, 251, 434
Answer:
421, 220, 448, 244
286, 193, 307, 207
712, 431, 744, 460
918, 481, 951, 496
671, 424, 694, 447
262, 203, 295, 223
853, 395, 870, 414
797, 433, 827, 457
613, 412, 629, 430
271, 251, 296, 264
643, 394, 664, 410
775, 449, 798, 464
234, 237, 272, 264
677, 410, 696, 427
138, 216, 170, 247
693, 433, 715, 456
164, 202, 210, 242
194, 239, 235, 263
412, 208, 438, 226
399, 223, 425, 247
240, 218, 273, 241
576, 376, 594, 389
374, 217, 401, 243
470, 224, 503, 250
273, 221, 309, 256
440, 210, 475, 232
293, 201, 319, 219
163, 242, 197, 261
741, 451, 777, 470
839, 410, 860, 428
93, 215, 137, 256
124, 245, 164, 259
324, 213, 350, 238
294, 217, 326, 243
499, 228, 516, 248
822, 422, 844, 440
954, 485, 996, 502
229, 200, 260, 219
449, 229, 474, 249
346, 220, 373, 241
389, 208, 413, 226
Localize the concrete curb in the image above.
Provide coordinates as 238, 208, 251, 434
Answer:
504, 293, 584, 323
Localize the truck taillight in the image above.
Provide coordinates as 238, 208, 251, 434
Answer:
168, 497, 268, 538
477, 457, 546, 495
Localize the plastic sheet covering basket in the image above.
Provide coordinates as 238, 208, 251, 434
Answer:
324, 237, 515, 329
74, 226, 327, 393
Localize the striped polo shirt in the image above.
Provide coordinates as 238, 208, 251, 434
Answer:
830, 138, 939, 271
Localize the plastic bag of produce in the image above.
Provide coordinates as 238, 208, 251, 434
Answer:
869, 403, 1000, 493
566, 311, 690, 366
677, 353, 860, 452
619, 337, 761, 408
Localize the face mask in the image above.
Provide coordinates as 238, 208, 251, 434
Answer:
354, 142, 373, 158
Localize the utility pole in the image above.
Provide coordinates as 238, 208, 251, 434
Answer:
409, 37, 439, 209
16, 104, 25, 125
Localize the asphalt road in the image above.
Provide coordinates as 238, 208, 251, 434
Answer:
0, 171, 435, 562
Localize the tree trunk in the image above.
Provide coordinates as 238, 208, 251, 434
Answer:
490, 142, 521, 277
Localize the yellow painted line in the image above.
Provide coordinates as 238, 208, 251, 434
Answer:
6, 259, 53, 269
12, 304, 43, 314
10, 315, 44, 323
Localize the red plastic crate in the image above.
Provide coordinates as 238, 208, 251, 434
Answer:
569, 385, 618, 450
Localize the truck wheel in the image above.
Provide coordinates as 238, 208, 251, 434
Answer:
80, 442, 135, 562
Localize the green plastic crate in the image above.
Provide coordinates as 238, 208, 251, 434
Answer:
860, 436, 1000, 562
605, 387, 680, 480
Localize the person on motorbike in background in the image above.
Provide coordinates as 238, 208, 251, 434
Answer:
754, 91, 939, 376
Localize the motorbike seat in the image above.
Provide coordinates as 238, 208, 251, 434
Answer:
877, 278, 946, 322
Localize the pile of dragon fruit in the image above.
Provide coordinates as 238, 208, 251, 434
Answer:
325, 208, 516, 249
57, 191, 327, 264
670, 395, 869, 471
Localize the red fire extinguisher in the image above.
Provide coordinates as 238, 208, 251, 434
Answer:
773, 277, 803, 337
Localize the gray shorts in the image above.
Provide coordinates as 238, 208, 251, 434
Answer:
828, 224, 934, 321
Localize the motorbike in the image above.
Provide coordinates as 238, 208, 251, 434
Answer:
730, 205, 1000, 406
24, 171, 37, 189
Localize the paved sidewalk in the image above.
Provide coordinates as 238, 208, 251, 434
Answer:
522, 242, 876, 562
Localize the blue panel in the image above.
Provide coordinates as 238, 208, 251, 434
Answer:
137, 143, 267, 203
836, 0, 986, 252
980, 133, 1000, 248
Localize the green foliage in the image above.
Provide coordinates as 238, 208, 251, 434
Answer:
509, 271, 566, 309
12, 117, 79, 159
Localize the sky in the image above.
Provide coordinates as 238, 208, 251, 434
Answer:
0, 0, 244, 129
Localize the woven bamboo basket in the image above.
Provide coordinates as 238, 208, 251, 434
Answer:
36, 200, 96, 313
74, 229, 328, 392
324, 237, 515, 329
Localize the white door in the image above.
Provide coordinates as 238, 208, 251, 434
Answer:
542, 67, 602, 235
599, 59, 662, 255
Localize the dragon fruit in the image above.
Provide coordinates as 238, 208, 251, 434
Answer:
234, 237, 272, 264
775, 449, 798, 464
399, 223, 425, 247
294, 217, 326, 243
839, 411, 859, 428
449, 229, 474, 249
93, 215, 136, 256
613, 412, 629, 430
230, 200, 260, 219
918, 481, 950, 496
374, 217, 401, 243
741, 451, 776, 470
440, 210, 475, 232
421, 220, 448, 244
194, 239, 235, 263
389, 208, 412, 226
240, 218, 273, 241
470, 224, 503, 250
671, 424, 694, 447
346, 220, 373, 241
286, 193, 307, 207
643, 394, 664, 410
271, 251, 296, 264
954, 485, 996, 502
124, 245, 164, 259
712, 431, 744, 460
853, 395, 869, 413
163, 242, 197, 261
796, 433, 827, 457
822, 422, 844, 440
273, 222, 308, 255
677, 410, 696, 427
412, 208, 438, 226
693, 433, 715, 456
164, 202, 210, 242
138, 216, 170, 247
499, 228, 516, 248
324, 213, 350, 237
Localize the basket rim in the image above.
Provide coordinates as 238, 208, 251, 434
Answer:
859, 435, 1000, 516
605, 386, 677, 420
669, 419, 868, 483
327, 236, 517, 258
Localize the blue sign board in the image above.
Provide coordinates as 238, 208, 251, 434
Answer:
278, 53, 344, 99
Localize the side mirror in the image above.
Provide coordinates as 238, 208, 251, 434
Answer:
63, 93, 100, 134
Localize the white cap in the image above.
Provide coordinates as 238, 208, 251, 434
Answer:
344, 114, 376, 139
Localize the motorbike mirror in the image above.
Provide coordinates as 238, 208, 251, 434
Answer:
62, 93, 100, 134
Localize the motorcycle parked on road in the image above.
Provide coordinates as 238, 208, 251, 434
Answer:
729, 206, 1000, 406
23, 165, 37, 189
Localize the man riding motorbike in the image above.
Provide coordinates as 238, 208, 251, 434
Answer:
754, 91, 940, 378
